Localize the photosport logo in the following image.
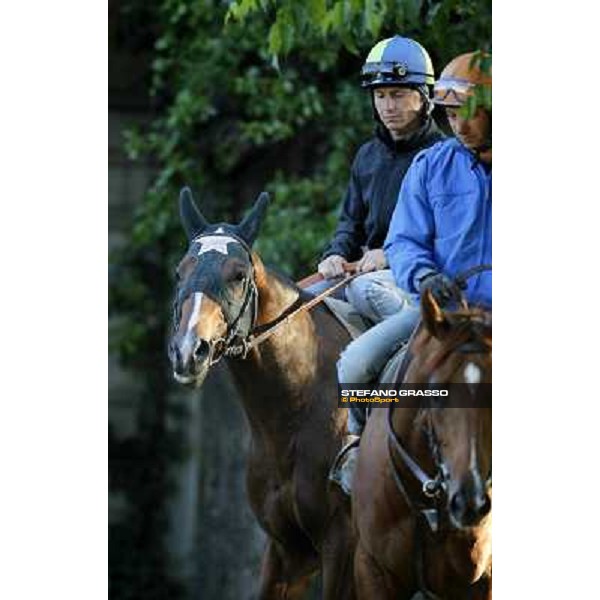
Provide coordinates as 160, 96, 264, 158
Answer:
338, 384, 491, 408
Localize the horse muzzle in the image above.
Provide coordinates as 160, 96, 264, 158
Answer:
169, 334, 212, 386
448, 481, 491, 530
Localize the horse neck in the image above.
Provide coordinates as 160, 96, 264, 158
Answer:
225, 254, 319, 431
393, 407, 425, 448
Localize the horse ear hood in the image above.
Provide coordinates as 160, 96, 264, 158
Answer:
179, 187, 209, 240
421, 289, 451, 340
236, 192, 270, 247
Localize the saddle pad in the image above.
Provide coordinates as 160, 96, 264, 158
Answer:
322, 297, 372, 340
379, 344, 408, 383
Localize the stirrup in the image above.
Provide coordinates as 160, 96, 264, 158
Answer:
329, 435, 360, 496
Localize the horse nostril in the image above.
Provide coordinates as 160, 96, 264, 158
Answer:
168, 341, 182, 371
478, 493, 491, 518
450, 492, 465, 518
450, 490, 491, 527
193, 339, 210, 363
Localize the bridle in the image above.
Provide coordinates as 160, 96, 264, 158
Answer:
386, 338, 491, 600
386, 265, 492, 524
172, 231, 260, 365
387, 403, 449, 532
385, 265, 492, 599
173, 232, 361, 366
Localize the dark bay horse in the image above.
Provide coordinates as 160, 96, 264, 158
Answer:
352, 290, 492, 600
168, 188, 356, 599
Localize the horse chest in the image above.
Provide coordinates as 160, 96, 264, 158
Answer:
246, 446, 326, 550
247, 451, 296, 524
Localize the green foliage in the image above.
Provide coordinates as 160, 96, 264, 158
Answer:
226, 0, 491, 64
460, 51, 492, 118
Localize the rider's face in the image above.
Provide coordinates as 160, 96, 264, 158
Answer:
373, 87, 423, 139
446, 106, 491, 151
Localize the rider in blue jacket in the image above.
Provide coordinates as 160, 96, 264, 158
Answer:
331, 51, 492, 495
385, 135, 491, 308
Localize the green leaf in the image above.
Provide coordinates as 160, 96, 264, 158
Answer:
268, 20, 283, 55
365, 0, 384, 37
461, 94, 478, 119
225, 0, 259, 24
405, 0, 422, 26
309, 0, 326, 24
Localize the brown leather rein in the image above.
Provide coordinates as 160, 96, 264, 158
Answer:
212, 262, 363, 363
245, 267, 362, 352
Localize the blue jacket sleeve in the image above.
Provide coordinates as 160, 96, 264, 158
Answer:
384, 154, 437, 294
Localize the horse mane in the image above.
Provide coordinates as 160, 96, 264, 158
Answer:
410, 306, 492, 383
261, 262, 302, 292
254, 257, 320, 307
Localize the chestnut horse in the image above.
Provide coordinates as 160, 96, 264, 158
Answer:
352, 290, 492, 600
168, 188, 356, 599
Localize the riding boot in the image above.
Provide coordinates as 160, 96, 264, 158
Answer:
328, 404, 366, 495
328, 435, 360, 496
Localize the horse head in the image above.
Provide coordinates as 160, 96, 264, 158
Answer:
168, 187, 269, 386
410, 290, 492, 531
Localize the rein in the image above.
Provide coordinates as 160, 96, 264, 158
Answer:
454, 263, 492, 291
386, 405, 448, 530
243, 271, 362, 353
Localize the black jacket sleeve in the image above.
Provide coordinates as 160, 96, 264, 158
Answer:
320, 155, 367, 262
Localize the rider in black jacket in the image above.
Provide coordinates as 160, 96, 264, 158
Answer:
319, 36, 444, 496
314, 36, 444, 325
321, 119, 443, 263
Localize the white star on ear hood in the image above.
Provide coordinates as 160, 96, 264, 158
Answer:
193, 232, 238, 256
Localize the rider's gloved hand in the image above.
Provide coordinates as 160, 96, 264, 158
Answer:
418, 272, 462, 307
318, 254, 347, 279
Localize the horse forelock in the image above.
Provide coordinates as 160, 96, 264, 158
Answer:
408, 308, 491, 384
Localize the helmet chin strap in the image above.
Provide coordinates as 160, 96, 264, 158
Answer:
472, 127, 492, 161
468, 110, 492, 161
473, 139, 492, 154
472, 142, 492, 165
418, 86, 434, 116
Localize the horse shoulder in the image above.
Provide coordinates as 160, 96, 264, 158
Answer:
353, 409, 414, 576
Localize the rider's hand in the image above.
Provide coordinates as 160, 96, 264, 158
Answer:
418, 272, 462, 307
356, 248, 387, 273
318, 255, 347, 279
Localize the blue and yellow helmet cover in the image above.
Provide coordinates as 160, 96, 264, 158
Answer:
361, 36, 435, 88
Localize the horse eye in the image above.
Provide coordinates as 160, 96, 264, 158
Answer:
233, 271, 246, 283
